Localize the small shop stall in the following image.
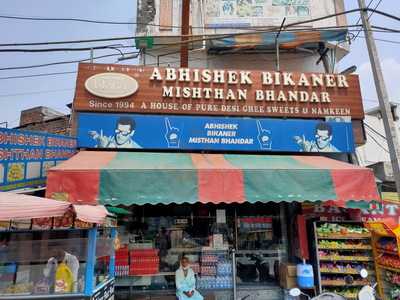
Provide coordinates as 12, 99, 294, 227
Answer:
0, 192, 116, 300
312, 221, 375, 299
366, 220, 400, 300
45, 151, 380, 300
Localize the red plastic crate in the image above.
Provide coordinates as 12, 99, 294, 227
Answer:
129, 265, 159, 275
129, 249, 159, 257
116, 248, 129, 257
130, 257, 159, 264
116, 259, 129, 265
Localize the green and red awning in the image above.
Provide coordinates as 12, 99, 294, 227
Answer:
46, 151, 380, 207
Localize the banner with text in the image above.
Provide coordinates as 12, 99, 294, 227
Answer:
0, 128, 76, 191
77, 113, 354, 153
73, 63, 364, 119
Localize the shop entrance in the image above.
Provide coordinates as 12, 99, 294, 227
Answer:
115, 202, 288, 300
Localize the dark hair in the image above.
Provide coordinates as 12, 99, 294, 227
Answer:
116, 117, 135, 132
181, 256, 189, 262
315, 122, 332, 136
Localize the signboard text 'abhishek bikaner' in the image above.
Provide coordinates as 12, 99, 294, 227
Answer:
150, 67, 348, 104
73, 63, 364, 119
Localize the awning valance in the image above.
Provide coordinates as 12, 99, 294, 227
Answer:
0, 192, 109, 224
46, 151, 379, 207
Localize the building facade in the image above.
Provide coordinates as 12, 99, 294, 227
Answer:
16, 106, 72, 136
42, 1, 383, 300
356, 103, 400, 191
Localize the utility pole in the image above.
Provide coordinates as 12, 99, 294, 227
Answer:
180, 0, 190, 67
358, 0, 400, 197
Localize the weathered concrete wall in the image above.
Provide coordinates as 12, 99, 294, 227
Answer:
140, 49, 327, 73
136, 0, 347, 36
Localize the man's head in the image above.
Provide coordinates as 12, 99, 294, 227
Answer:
315, 122, 333, 149
181, 256, 190, 270
115, 117, 136, 145
53, 249, 65, 262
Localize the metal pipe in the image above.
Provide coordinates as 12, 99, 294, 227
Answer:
231, 248, 237, 300
180, 0, 190, 67
275, 18, 286, 71
276, 42, 280, 71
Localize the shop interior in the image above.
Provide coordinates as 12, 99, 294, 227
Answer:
115, 202, 290, 299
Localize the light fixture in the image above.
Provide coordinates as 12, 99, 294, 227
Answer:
340, 65, 357, 75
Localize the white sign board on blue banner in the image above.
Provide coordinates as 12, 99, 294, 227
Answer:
77, 113, 354, 153
0, 128, 76, 191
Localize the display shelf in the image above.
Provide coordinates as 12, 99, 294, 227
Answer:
319, 256, 373, 262
118, 272, 176, 277
320, 268, 374, 275
317, 235, 371, 240
321, 280, 369, 287
366, 221, 400, 299
377, 264, 400, 274
318, 245, 372, 250
314, 221, 376, 297
376, 248, 399, 256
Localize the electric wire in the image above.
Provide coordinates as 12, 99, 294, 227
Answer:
0, 44, 136, 53
364, 122, 387, 140
0, 88, 74, 98
0, 50, 314, 80
0, 7, 397, 51
0, 51, 139, 71
0, 14, 305, 30
0, 71, 77, 80
0, 8, 387, 48
366, 131, 390, 153
352, 0, 376, 41
359, 36, 400, 44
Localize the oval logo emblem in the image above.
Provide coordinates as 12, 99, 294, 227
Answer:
85, 72, 139, 99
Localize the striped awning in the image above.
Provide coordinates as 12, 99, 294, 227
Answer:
0, 192, 109, 224
46, 151, 379, 206
209, 30, 348, 50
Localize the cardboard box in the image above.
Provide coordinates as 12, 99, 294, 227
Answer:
280, 275, 297, 289
279, 263, 297, 289
280, 263, 297, 277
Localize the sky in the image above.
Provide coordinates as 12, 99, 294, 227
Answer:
0, 0, 399, 127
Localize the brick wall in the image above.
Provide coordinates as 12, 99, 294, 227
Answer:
17, 106, 72, 136
18, 116, 72, 136
19, 108, 46, 126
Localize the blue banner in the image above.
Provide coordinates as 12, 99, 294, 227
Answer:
0, 128, 76, 191
77, 113, 354, 153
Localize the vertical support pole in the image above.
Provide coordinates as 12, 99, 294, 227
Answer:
85, 227, 97, 296
314, 222, 322, 294
180, 0, 190, 67
109, 228, 116, 278
231, 248, 237, 300
279, 203, 288, 262
358, 0, 400, 198
276, 42, 280, 71
90, 48, 94, 63
275, 18, 286, 72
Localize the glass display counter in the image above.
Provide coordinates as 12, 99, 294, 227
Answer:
0, 227, 115, 300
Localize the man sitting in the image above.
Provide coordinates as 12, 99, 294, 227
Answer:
175, 257, 203, 300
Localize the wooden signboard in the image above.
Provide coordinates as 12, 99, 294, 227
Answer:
73, 63, 365, 119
